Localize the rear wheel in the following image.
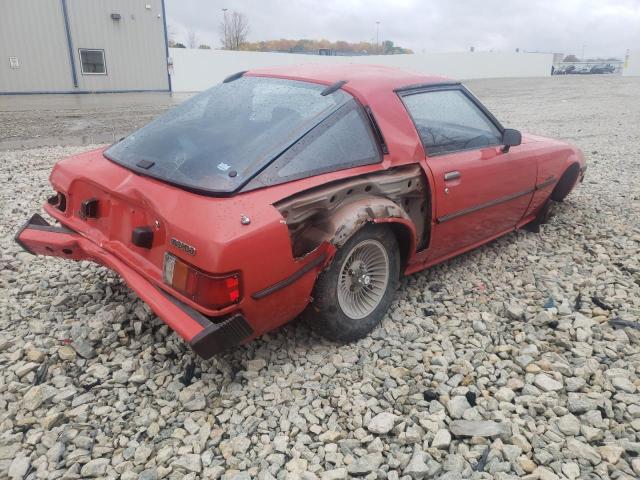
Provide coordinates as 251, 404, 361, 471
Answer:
304, 225, 400, 342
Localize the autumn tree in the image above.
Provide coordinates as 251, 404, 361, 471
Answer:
220, 11, 249, 50
186, 29, 199, 49
240, 38, 412, 55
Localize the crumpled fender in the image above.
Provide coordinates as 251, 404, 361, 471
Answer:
329, 197, 413, 246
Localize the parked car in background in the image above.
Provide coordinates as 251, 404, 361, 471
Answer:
573, 66, 591, 74
555, 65, 576, 75
15, 65, 586, 359
590, 64, 615, 74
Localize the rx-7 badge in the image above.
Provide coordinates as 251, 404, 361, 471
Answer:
170, 237, 196, 256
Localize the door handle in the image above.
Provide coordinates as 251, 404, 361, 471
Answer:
444, 171, 461, 181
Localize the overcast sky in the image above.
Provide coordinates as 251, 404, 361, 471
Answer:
166, 0, 639, 58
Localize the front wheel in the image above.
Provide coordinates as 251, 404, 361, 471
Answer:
304, 224, 400, 342
524, 198, 554, 233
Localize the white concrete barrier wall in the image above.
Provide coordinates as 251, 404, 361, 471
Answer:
169, 48, 553, 92
623, 51, 640, 76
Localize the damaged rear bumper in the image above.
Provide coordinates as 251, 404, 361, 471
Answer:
15, 214, 253, 359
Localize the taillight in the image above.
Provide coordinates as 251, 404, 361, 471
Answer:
163, 253, 241, 310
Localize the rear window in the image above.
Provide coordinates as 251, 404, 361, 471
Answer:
245, 100, 381, 190
104, 76, 350, 194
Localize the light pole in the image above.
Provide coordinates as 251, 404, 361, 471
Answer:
376, 22, 380, 54
222, 8, 228, 49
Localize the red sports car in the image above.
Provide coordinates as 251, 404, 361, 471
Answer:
16, 65, 586, 359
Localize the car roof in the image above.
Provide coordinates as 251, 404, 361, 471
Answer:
246, 64, 460, 170
246, 64, 455, 101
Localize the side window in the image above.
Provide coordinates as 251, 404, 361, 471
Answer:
248, 100, 381, 188
401, 89, 501, 155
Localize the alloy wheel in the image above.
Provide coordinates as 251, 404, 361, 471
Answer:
337, 239, 390, 319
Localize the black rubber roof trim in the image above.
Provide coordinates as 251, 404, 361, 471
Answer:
395, 81, 462, 93
365, 106, 389, 155
223, 70, 247, 83
321, 80, 348, 96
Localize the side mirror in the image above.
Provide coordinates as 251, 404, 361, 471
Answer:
502, 128, 521, 153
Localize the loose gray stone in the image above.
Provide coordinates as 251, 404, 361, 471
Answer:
557, 414, 581, 436
502, 444, 522, 462
321, 468, 348, 480
172, 454, 202, 473
566, 439, 601, 465
598, 444, 623, 464
534, 373, 563, 392
449, 420, 510, 437
431, 429, 452, 449
367, 412, 397, 435
447, 396, 471, 419
80, 458, 110, 477
494, 387, 516, 403
8, 455, 31, 479
611, 376, 636, 393
562, 462, 580, 480
567, 393, 599, 414
507, 305, 525, 321
403, 448, 431, 479
347, 453, 383, 475
72, 340, 96, 359
22, 385, 44, 411
442, 453, 465, 473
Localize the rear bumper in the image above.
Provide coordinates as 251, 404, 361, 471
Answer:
15, 214, 253, 359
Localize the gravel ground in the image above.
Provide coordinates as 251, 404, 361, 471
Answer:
0, 93, 190, 150
1, 76, 640, 480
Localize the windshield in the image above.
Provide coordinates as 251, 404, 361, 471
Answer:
104, 76, 350, 194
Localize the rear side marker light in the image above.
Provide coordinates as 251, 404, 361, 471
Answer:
132, 226, 154, 249
80, 198, 99, 218
163, 253, 241, 310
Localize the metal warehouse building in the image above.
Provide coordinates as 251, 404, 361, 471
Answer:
0, 0, 170, 94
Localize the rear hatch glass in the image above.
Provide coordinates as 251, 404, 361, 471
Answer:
104, 76, 350, 194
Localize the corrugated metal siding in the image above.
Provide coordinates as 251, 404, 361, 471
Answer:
0, 0, 73, 92
67, 0, 168, 91
0, 0, 169, 93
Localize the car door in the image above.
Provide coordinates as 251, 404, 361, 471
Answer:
399, 86, 537, 262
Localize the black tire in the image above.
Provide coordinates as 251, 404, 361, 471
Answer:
551, 164, 580, 202
303, 224, 400, 342
523, 198, 554, 233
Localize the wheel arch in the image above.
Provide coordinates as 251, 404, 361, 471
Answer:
274, 165, 427, 260
372, 217, 417, 275
552, 162, 581, 201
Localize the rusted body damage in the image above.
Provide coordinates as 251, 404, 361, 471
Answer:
275, 165, 429, 259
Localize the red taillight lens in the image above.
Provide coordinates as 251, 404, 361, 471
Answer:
163, 253, 241, 310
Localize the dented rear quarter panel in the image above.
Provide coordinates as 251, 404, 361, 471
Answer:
46, 148, 335, 334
